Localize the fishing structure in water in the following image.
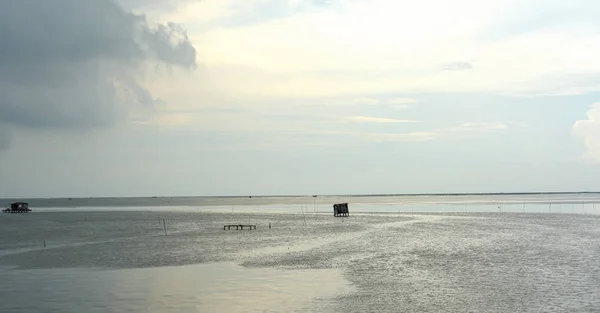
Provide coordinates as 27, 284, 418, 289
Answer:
223, 224, 256, 230
333, 203, 349, 217
2, 202, 32, 213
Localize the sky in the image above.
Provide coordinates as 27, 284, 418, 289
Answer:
2, 0, 600, 197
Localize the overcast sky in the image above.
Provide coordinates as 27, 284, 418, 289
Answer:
2, 0, 600, 198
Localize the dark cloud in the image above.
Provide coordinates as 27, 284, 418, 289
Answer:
0, 0, 196, 136
0, 127, 11, 151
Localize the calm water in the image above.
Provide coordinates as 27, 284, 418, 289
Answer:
5, 193, 600, 213
0, 195, 599, 312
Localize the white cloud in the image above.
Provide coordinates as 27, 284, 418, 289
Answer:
459, 122, 509, 131
360, 132, 437, 143
572, 103, 600, 162
387, 98, 417, 110
387, 98, 418, 105
318, 130, 437, 143
350, 98, 380, 105
148, 0, 600, 99
390, 104, 410, 110
115, 0, 591, 152
441, 61, 475, 71
434, 122, 511, 139
345, 116, 421, 123
156, 0, 237, 25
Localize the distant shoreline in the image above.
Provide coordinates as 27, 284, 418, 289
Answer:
2, 191, 600, 201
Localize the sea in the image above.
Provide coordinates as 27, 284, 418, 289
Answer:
0, 194, 599, 312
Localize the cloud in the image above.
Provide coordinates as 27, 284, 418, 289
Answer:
350, 98, 381, 105
432, 122, 510, 139
458, 122, 508, 131
441, 61, 474, 71
160, 0, 346, 29
390, 104, 410, 110
324, 130, 437, 143
234, 118, 515, 147
345, 116, 422, 123
133, 112, 195, 128
572, 103, 600, 162
387, 98, 418, 105
180, 0, 600, 98
484, 0, 600, 40
294, 130, 437, 144
359, 132, 437, 143
0, 0, 196, 142
0, 126, 11, 151
387, 98, 417, 110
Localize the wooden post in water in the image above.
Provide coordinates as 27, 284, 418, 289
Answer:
303, 206, 307, 227
43, 240, 46, 248
163, 218, 167, 236
301, 206, 307, 227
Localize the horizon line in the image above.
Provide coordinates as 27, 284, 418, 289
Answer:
2, 191, 600, 200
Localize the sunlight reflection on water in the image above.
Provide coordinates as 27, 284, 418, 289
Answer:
0, 262, 352, 313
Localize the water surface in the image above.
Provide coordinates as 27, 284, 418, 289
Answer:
0, 204, 599, 312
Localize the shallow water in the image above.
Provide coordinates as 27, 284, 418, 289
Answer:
0, 262, 351, 313
0, 210, 599, 312
5, 193, 600, 214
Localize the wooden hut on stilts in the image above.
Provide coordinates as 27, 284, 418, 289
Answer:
2, 202, 32, 213
333, 203, 349, 217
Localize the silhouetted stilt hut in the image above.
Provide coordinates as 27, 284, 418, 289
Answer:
3, 202, 31, 213
333, 203, 349, 217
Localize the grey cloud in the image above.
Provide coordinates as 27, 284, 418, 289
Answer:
0, 126, 11, 151
0, 0, 196, 141
117, 0, 197, 12
0, 137, 9, 151
140, 22, 197, 68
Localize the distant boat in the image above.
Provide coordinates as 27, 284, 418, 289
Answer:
2, 202, 32, 213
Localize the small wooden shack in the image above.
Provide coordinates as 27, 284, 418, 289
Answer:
2, 202, 31, 213
333, 203, 349, 217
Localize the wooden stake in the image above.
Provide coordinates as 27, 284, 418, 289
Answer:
301, 206, 307, 227
163, 218, 167, 236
